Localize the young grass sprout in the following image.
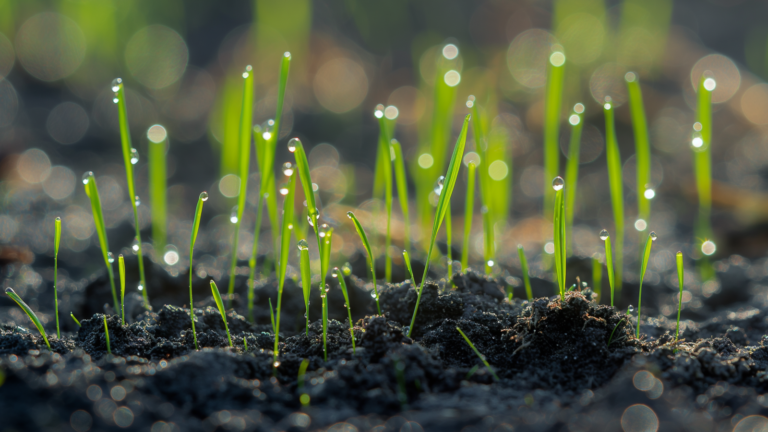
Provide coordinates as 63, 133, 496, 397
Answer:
70, 312, 81, 327
461, 162, 476, 271
148, 124, 168, 250
625, 72, 652, 227
456, 327, 499, 381
347, 211, 381, 314
592, 253, 602, 302
83, 173, 119, 313
273, 172, 296, 366
333, 267, 356, 354
298, 239, 311, 335
565, 104, 584, 249
54, 216, 61, 338
675, 251, 684, 345
636, 232, 657, 337
189, 191, 207, 350
517, 245, 533, 300
552, 176, 566, 297
603, 100, 625, 292
543, 50, 566, 218
119, 255, 126, 325
103, 315, 111, 354
6, 288, 51, 351
600, 230, 616, 307
209, 280, 233, 347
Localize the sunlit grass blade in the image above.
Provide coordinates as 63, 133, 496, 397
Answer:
54, 216, 61, 338
70, 312, 81, 327
298, 239, 311, 335
625, 72, 652, 224
391, 139, 411, 254
227, 65, 254, 307
347, 211, 380, 315
210, 280, 232, 347
373, 108, 394, 282
119, 255, 125, 325
103, 315, 111, 354
83, 173, 119, 312
334, 267, 356, 354
604, 99, 625, 292
461, 162, 476, 271
111, 78, 148, 308
543, 50, 566, 219
148, 124, 168, 251
636, 232, 657, 337
600, 230, 615, 307
517, 245, 533, 300
456, 326, 499, 381
189, 191, 207, 350
675, 251, 684, 344
6, 288, 51, 350
247, 193, 266, 323
694, 74, 716, 280
445, 206, 452, 282
467, 97, 495, 274
273, 172, 296, 364
320, 228, 333, 361
592, 253, 602, 302
408, 115, 470, 337
403, 250, 416, 288
552, 176, 566, 297
565, 104, 584, 251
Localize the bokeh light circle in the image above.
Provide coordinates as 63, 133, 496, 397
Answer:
15, 12, 86, 82
590, 63, 628, 106
47, 102, 89, 144
43, 166, 76, 200
125, 25, 189, 89
147, 124, 168, 143
620, 404, 659, 432
17, 148, 52, 184
506, 29, 557, 88
313, 58, 369, 113
690, 54, 740, 104
741, 83, 768, 125
733, 415, 768, 432
558, 13, 605, 65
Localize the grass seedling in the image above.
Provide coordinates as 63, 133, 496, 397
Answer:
391, 139, 411, 254
403, 249, 417, 288
604, 99, 625, 292
461, 162, 476, 271
148, 124, 168, 250
83, 172, 119, 313
298, 358, 310, 407
552, 176, 566, 297
408, 115, 470, 337
5, 288, 51, 351
227, 65, 254, 307
600, 230, 616, 307
456, 326, 499, 381
103, 315, 111, 354
373, 108, 394, 282
273, 172, 296, 366
543, 50, 566, 219
319, 228, 333, 360
189, 191, 207, 350
247, 192, 267, 322
53, 216, 61, 338
119, 255, 125, 325
298, 239, 311, 335
269, 298, 276, 334
70, 312, 81, 327
333, 267, 356, 354
592, 253, 602, 302
675, 251, 684, 345
636, 232, 657, 337
467, 96, 494, 274
347, 211, 381, 314
607, 318, 626, 346
565, 104, 584, 250
694, 74, 716, 280
111, 78, 148, 308
445, 205, 452, 282
209, 280, 233, 347
625, 72, 652, 226
517, 245, 533, 300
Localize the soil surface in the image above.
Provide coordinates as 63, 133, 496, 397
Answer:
3, 260, 768, 432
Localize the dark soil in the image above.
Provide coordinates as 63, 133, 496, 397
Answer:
3, 262, 768, 432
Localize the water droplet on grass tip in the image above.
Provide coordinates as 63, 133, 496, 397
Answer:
434, 176, 445, 194
549, 51, 565, 67
487, 260, 495, 267
319, 223, 329, 237
130, 148, 139, 164
552, 176, 564, 191
132, 238, 139, 252
230, 206, 238, 224
703, 77, 717, 91
624, 72, 637, 82
346, 212, 353, 219
370, 292, 377, 299
374, 104, 384, 119
113, 98, 119, 104
702, 240, 716, 256
599, 230, 609, 241
134, 195, 140, 206
332, 268, 339, 278
273, 361, 281, 368
111, 78, 122, 93
262, 119, 275, 140
82, 171, 93, 185
627, 305, 634, 313
650, 231, 658, 241
325, 285, 330, 293
242, 65, 252, 79
200, 191, 208, 201
108, 252, 115, 263
282, 162, 294, 176
5, 287, 14, 294
137, 283, 144, 291
279, 186, 289, 196
644, 188, 656, 199
569, 114, 580, 126
297, 239, 309, 251
466, 95, 475, 108
307, 215, 315, 227
691, 134, 704, 149
287, 138, 299, 153
55, 216, 61, 222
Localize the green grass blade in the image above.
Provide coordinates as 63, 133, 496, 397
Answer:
83, 173, 119, 312
604, 100, 625, 292
675, 251, 684, 344
247, 193, 266, 323
103, 315, 111, 354
456, 326, 499, 381
408, 115, 470, 337
148, 124, 168, 250
553, 177, 566, 297
321, 228, 333, 284
298, 239, 311, 336
592, 253, 602, 303
227, 65, 254, 307
119, 255, 125, 326
694, 74, 715, 248
347, 211, 380, 315
189, 191, 207, 350
565, 104, 584, 249
446, 206, 452, 282
403, 250, 416, 288
461, 162, 476, 271
375, 116, 393, 282
111, 78, 148, 308
602, 232, 615, 307
625, 73, 652, 223
268, 298, 275, 334
607, 318, 626, 347
335, 268, 356, 354
274, 172, 296, 364
6, 288, 51, 350
210, 280, 232, 347
636, 232, 656, 337
70, 312, 81, 327
543, 50, 566, 219
517, 245, 533, 300
467, 97, 495, 273
54, 216, 61, 339
391, 140, 411, 254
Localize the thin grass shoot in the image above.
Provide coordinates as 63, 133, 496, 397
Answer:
298, 239, 311, 335
456, 326, 499, 381
552, 176, 566, 297
675, 251, 684, 344
347, 211, 381, 315
636, 232, 657, 337
391, 139, 411, 254
625, 72, 652, 225
5, 288, 51, 350
603, 99, 625, 292
592, 253, 602, 302
83, 173, 119, 312
273, 172, 296, 366
600, 230, 616, 307
333, 267, 356, 354
148, 124, 168, 250
70, 312, 81, 327
543, 50, 566, 219
564, 104, 584, 249
103, 315, 111, 354
517, 245, 533, 300
54, 216, 61, 338
189, 191, 207, 350
467, 96, 494, 273
209, 280, 233, 347
461, 162, 476, 271
607, 318, 626, 346
119, 254, 125, 325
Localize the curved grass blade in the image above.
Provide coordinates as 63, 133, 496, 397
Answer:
403, 249, 416, 288
592, 253, 602, 303
119, 255, 125, 325
461, 162, 476, 271
565, 104, 584, 251
189, 191, 207, 350
6, 288, 51, 350
456, 327, 499, 381
298, 239, 311, 335
347, 211, 380, 315
517, 245, 533, 300
334, 267, 356, 354
227, 65, 254, 307
247, 193, 267, 323
604, 100, 624, 292
83, 173, 119, 312
391, 140, 411, 254
543, 50, 566, 219
268, 298, 275, 334
607, 318, 626, 346
54, 216, 61, 338
111, 79, 148, 308
273, 172, 296, 364
104, 315, 111, 354
408, 115, 470, 337
675, 251, 684, 344
636, 232, 657, 337
553, 177, 566, 297
148, 124, 168, 250
70, 312, 81, 327
210, 280, 232, 347
625, 73, 652, 223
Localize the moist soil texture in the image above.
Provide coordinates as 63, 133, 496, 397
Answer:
3, 262, 768, 432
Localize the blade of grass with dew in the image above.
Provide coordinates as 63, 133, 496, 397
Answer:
111, 78, 148, 308
54, 216, 61, 338
70, 312, 80, 327
517, 245, 533, 300
189, 191, 207, 350
320, 227, 333, 288
408, 115, 470, 337
461, 162, 476, 271
601, 230, 616, 307
320, 228, 333, 361
148, 124, 168, 251
83, 173, 119, 312
543, 50, 566, 219
273, 172, 296, 365
636, 231, 657, 337
247, 193, 266, 323
119, 255, 125, 325
334, 267, 356, 354
210, 280, 233, 347
391, 139, 411, 254
467, 97, 494, 273
375, 113, 394, 282
592, 253, 602, 303
675, 251, 684, 344
103, 315, 111, 354
625, 72, 652, 225
347, 211, 381, 315
6, 288, 51, 350
565, 104, 584, 251
227, 65, 254, 307
486, 123, 511, 242
553, 176, 566, 297
456, 327, 499, 381
298, 239, 311, 335
695, 74, 716, 280
604, 99, 625, 292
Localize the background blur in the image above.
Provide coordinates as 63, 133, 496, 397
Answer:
4, 0, 768, 288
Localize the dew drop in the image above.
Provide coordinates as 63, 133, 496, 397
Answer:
282, 162, 294, 177
487, 259, 495, 267
552, 176, 564, 191
374, 104, 384, 119
279, 186, 289, 196
242, 65, 252, 79
130, 148, 139, 165
132, 238, 139, 252
307, 215, 315, 227
113, 97, 119, 104
701, 240, 717, 256
55, 216, 61, 222
319, 223, 329, 238
287, 138, 299, 153
273, 361, 281, 368
111, 78, 122, 93
137, 283, 143, 291
230, 206, 238, 224
82, 171, 93, 185
627, 305, 634, 313
324, 285, 330, 293
331, 268, 339, 278
108, 252, 115, 263
599, 230, 609, 241
650, 231, 658, 241
200, 191, 209, 201
262, 119, 275, 141
347, 211, 354, 219
434, 176, 445, 194
644, 187, 655, 200
134, 195, 140, 207
370, 292, 378, 299
297, 239, 309, 251
703, 77, 717, 91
